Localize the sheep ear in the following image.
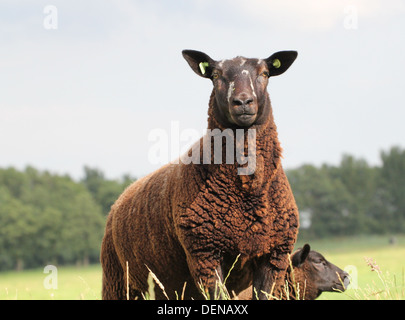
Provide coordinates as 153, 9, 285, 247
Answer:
182, 49, 216, 79
265, 51, 298, 77
292, 244, 310, 267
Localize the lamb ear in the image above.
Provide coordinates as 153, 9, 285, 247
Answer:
265, 51, 298, 77
182, 49, 216, 79
292, 244, 310, 267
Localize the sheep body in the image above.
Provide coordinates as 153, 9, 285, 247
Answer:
101, 50, 300, 300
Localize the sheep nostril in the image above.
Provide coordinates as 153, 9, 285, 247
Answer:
343, 274, 351, 288
233, 97, 254, 106
245, 98, 253, 105
233, 98, 243, 106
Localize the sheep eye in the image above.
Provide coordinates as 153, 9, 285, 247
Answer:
260, 71, 270, 78
212, 72, 220, 80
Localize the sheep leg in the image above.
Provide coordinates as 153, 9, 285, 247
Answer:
186, 252, 226, 299
252, 253, 288, 300
208, 264, 227, 300
101, 219, 126, 300
252, 255, 273, 300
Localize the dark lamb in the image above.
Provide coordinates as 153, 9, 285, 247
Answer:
101, 49, 300, 300
236, 244, 350, 300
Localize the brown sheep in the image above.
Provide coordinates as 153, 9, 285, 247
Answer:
100, 49, 300, 300
236, 244, 350, 300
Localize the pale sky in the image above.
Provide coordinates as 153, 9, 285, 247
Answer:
1, 0, 404, 180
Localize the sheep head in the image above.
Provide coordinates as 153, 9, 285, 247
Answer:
182, 50, 297, 128
292, 244, 350, 297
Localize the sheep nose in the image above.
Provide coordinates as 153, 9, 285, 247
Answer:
233, 97, 254, 106
343, 272, 350, 289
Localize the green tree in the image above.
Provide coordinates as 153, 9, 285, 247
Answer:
330, 155, 379, 234
0, 187, 38, 270
0, 167, 106, 270
379, 146, 405, 232
287, 164, 352, 238
81, 166, 134, 215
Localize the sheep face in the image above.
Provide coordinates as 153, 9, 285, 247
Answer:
292, 244, 350, 296
182, 50, 297, 127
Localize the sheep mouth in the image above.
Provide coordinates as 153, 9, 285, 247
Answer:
232, 113, 257, 126
332, 283, 346, 292
331, 278, 349, 292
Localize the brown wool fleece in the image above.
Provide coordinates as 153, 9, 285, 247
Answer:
101, 55, 299, 300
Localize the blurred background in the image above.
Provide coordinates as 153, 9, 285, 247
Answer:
1, 0, 404, 299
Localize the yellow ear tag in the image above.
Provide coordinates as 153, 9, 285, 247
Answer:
272, 59, 281, 68
199, 62, 210, 75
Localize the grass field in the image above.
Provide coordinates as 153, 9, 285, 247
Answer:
1, 235, 404, 300
0, 264, 102, 300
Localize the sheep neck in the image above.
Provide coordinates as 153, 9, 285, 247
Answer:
204, 90, 283, 192
280, 266, 321, 300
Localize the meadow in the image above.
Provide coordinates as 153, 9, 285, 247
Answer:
1, 235, 404, 300
0, 264, 101, 300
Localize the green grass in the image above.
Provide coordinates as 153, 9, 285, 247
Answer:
1, 235, 404, 300
0, 264, 101, 300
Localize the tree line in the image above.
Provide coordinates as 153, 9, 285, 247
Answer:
0, 146, 404, 271
288, 146, 405, 238
0, 166, 133, 271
